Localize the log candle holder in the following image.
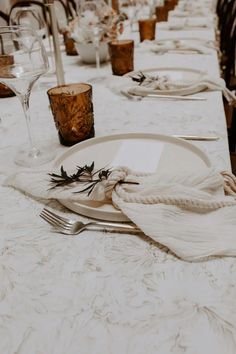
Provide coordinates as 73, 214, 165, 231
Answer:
138, 18, 156, 42
155, 5, 168, 22
108, 39, 134, 76
0, 55, 15, 98
63, 32, 78, 56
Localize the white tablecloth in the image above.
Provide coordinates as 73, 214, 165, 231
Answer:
0, 7, 235, 354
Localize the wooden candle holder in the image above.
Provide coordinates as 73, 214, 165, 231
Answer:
138, 18, 156, 42
0, 55, 15, 98
111, 0, 119, 13
165, 0, 176, 12
108, 40, 134, 76
155, 6, 168, 22
63, 32, 78, 56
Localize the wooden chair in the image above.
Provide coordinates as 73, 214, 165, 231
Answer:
219, 1, 236, 55
9, 0, 70, 33
65, 0, 77, 19
230, 108, 236, 173
222, 20, 236, 89
0, 10, 9, 25
216, 0, 236, 166
230, 151, 236, 175
9, 1, 50, 30
53, 0, 70, 31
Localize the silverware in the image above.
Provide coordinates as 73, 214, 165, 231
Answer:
172, 135, 219, 141
146, 94, 206, 101
40, 208, 141, 235
120, 90, 206, 101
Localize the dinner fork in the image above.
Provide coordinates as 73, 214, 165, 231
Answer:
40, 208, 141, 235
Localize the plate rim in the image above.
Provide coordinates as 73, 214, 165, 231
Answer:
153, 38, 214, 45
123, 66, 207, 96
54, 132, 212, 221
124, 66, 207, 77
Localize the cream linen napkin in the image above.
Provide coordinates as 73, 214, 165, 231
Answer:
119, 74, 236, 103
4, 166, 236, 261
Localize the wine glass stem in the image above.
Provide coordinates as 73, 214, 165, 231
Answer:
94, 42, 100, 70
19, 92, 39, 157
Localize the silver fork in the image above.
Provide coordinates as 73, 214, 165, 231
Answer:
40, 208, 141, 235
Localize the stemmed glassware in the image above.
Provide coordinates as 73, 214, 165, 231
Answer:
9, 6, 47, 41
0, 25, 54, 167
128, 0, 146, 31
78, 0, 112, 71
9, 6, 55, 76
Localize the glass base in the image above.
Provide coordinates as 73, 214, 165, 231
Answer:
14, 146, 56, 168
88, 75, 108, 84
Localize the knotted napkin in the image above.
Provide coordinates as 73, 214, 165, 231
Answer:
5, 166, 236, 261
118, 73, 236, 103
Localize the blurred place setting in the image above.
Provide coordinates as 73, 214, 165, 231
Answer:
1, 0, 236, 353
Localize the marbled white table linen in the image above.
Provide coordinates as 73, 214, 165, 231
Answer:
0, 5, 235, 354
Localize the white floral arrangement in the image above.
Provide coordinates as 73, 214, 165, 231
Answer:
68, 7, 125, 44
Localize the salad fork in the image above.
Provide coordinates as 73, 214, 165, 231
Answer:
40, 208, 141, 235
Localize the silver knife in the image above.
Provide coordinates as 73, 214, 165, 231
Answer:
172, 135, 219, 141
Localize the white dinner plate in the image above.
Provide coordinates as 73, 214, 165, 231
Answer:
125, 67, 205, 82
54, 133, 212, 221
108, 67, 206, 97
153, 38, 215, 47
109, 67, 207, 97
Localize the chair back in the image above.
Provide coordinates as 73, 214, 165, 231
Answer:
9, 1, 50, 31
53, 0, 70, 31
0, 10, 9, 26
65, 0, 77, 18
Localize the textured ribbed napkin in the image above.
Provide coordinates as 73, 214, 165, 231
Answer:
118, 74, 236, 103
4, 167, 236, 261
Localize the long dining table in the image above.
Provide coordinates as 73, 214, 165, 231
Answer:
1, 2, 236, 353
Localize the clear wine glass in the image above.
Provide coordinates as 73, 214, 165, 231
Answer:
128, 0, 145, 31
0, 25, 55, 167
78, 0, 112, 71
9, 6, 55, 76
9, 6, 47, 39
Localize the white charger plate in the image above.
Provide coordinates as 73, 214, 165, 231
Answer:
54, 133, 212, 221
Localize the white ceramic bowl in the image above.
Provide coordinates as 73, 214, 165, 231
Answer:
74, 42, 109, 64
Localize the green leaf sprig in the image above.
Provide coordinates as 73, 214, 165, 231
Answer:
48, 162, 112, 196
130, 71, 147, 85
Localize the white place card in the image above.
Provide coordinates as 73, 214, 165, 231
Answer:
111, 140, 164, 173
